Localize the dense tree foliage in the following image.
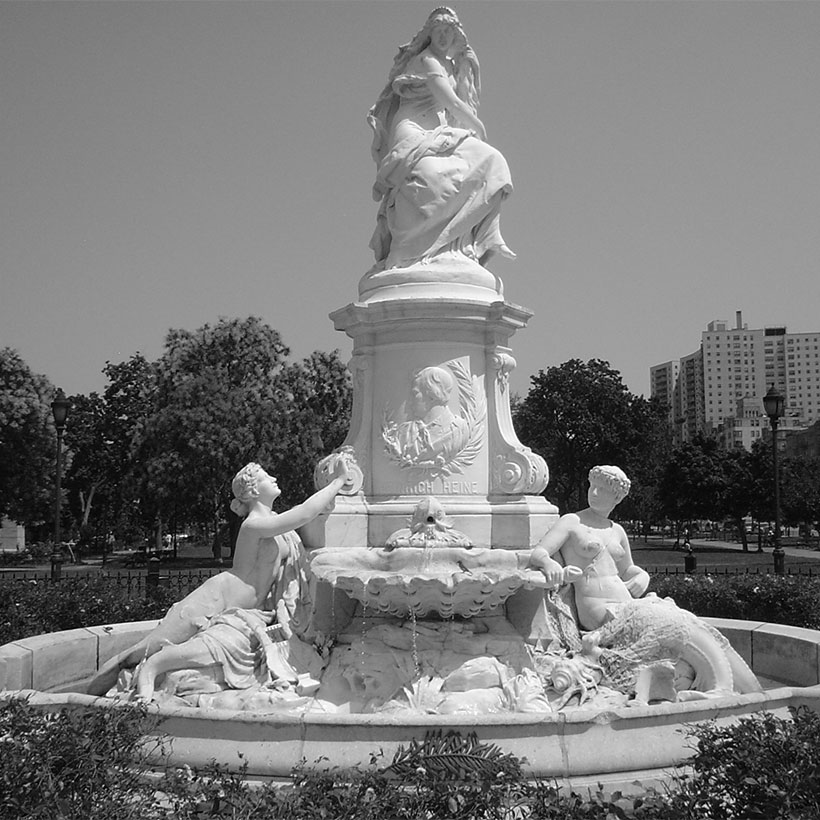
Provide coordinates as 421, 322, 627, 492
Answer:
721, 447, 757, 550
278, 349, 353, 505
781, 454, 820, 535
133, 317, 292, 556
514, 358, 670, 513
0, 348, 57, 528
5, 334, 817, 553
130, 317, 351, 557
64, 354, 156, 546
656, 433, 820, 545
1, 322, 351, 553
658, 436, 729, 531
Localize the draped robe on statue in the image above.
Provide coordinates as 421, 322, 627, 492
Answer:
368, 58, 513, 270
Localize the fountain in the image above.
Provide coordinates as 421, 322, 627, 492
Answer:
2, 6, 820, 792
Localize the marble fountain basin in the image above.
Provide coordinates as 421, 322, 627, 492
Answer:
309, 546, 548, 618
3, 617, 820, 791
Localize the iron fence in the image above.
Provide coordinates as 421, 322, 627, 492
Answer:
645, 564, 818, 577
2, 563, 817, 590
0, 568, 221, 597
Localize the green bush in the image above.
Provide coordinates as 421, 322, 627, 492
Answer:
0, 577, 176, 645
1, 699, 819, 819
649, 573, 820, 629
668, 706, 820, 820
0, 697, 163, 820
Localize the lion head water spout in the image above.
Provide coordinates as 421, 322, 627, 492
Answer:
384, 497, 472, 549
310, 497, 549, 621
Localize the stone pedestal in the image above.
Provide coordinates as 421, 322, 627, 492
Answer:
301, 264, 558, 550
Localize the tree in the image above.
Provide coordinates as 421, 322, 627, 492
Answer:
63, 354, 156, 548
514, 359, 669, 513
278, 349, 352, 506
781, 455, 820, 539
64, 392, 109, 537
657, 436, 728, 538
746, 439, 775, 529
99, 354, 158, 540
0, 348, 57, 529
617, 396, 673, 535
132, 317, 352, 560
721, 448, 756, 551
133, 317, 291, 558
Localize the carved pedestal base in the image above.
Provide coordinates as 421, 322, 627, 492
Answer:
302, 493, 557, 551
301, 280, 558, 552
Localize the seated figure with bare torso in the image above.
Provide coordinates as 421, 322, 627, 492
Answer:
529, 465, 649, 631
529, 466, 759, 702
88, 459, 349, 697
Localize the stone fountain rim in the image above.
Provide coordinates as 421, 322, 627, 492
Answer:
3, 617, 820, 789
3, 616, 820, 726
4, 683, 816, 727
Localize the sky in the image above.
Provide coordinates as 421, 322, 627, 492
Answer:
2, 0, 820, 400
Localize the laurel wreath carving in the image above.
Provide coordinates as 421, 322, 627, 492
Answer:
382, 359, 486, 478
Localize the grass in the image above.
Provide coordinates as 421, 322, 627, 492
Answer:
631, 535, 820, 574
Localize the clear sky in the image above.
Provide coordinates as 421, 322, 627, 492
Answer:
3, 0, 820, 399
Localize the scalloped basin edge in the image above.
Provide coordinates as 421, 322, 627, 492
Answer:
2, 617, 820, 792
309, 546, 548, 617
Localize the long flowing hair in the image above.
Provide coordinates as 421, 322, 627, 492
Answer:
367, 7, 480, 165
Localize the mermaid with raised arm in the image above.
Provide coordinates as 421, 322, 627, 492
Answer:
367, 7, 515, 271
87, 459, 349, 696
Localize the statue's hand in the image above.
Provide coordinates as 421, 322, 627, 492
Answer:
530, 549, 565, 589
623, 566, 650, 598
331, 456, 351, 484
563, 565, 584, 585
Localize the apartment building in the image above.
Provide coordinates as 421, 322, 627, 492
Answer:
651, 312, 820, 448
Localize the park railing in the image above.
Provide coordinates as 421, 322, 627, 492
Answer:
1, 563, 817, 592
0, 567, 222, 597
644, 564, 818, 577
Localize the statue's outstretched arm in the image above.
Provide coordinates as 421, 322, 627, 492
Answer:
247, 461, 350, 537
529, 515, 574, 587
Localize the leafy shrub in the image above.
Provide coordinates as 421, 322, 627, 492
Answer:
0, 697, 163, 820
0, 577, 176, 645
1, 701, 819, 820
0, 543, 52, 567
25, 542, 55, 562
669, 706, 820, 820
649, 573, 820, 629
0, 552, 31, 567
527, 782, 680, 819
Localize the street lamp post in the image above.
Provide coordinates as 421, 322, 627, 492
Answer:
763, 385, 785, 575
51, 389, 71, 581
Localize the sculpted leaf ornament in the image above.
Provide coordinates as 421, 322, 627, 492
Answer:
382, 359, 485, 478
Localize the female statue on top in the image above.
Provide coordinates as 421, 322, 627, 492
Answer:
367, 7, 515, 272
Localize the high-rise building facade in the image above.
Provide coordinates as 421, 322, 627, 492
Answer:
651, 312, 820, 448
649, 360, 680, 428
